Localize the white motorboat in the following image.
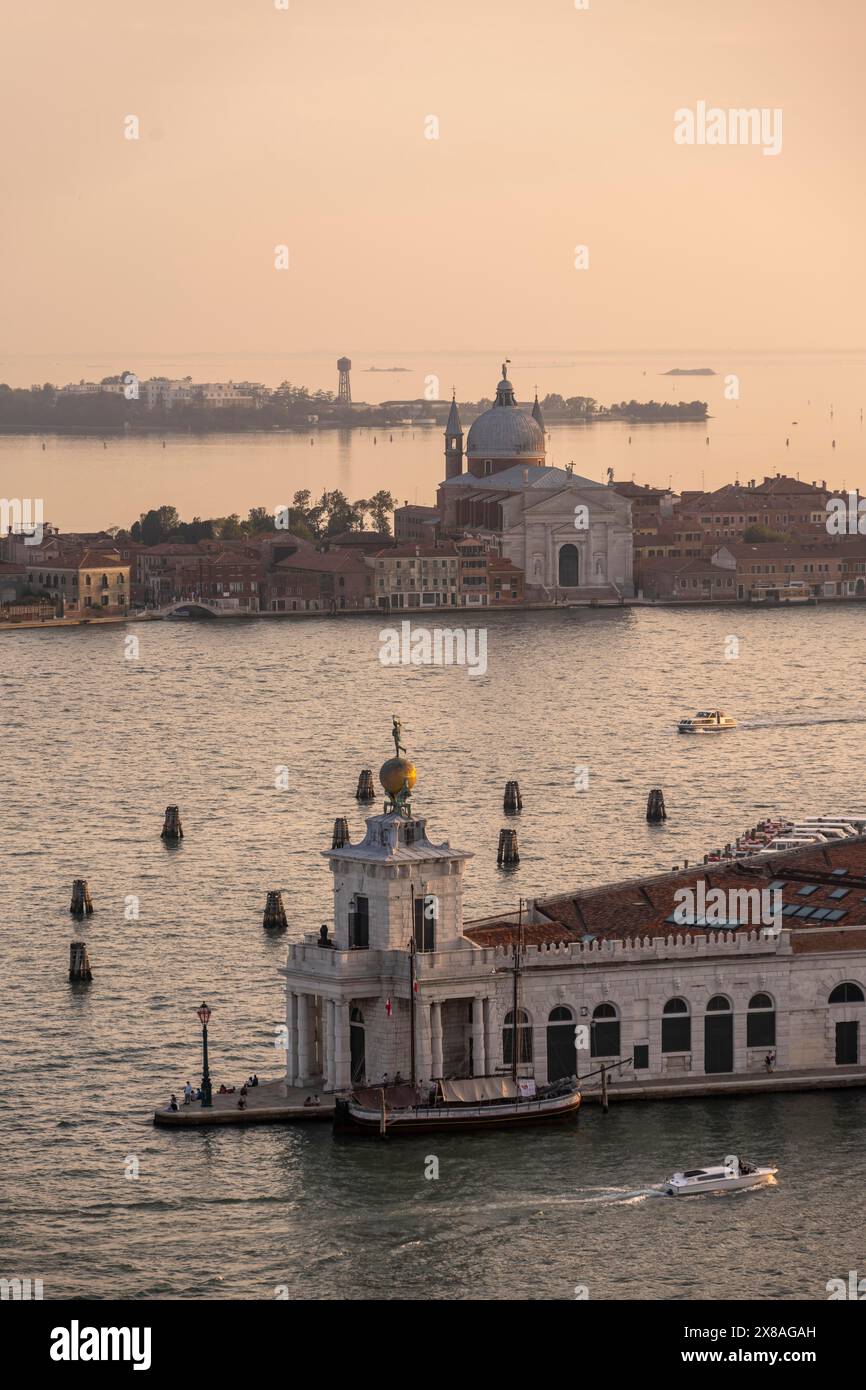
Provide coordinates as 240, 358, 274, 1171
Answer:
677, 710, 737, 734
664, 1155, 777, 1196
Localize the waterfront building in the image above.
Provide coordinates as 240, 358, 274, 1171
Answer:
283, 750, 866, 1092
455, 536, 524, 606
438, 365, 634, 600
24, 549, 129, 614
369, 542, 460, 610
269, 548, 375, 612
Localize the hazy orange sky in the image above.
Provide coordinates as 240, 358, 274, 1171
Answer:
4, 0, 865, 360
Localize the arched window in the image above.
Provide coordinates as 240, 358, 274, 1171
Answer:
503, 1009, 532, 1067
829, 983, 865, 1004
662, 997, 691, 1053
706, 995, 732, 1011
591, 1002, 620, 1057
747, 993, 776, 1046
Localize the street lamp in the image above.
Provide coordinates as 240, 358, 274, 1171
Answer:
197, 1002, 213, 1108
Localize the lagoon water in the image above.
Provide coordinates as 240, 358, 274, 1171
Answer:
1, 349, 865, 532
2, 603, 866, 1299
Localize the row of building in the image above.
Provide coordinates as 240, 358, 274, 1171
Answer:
0, 528, 526, 619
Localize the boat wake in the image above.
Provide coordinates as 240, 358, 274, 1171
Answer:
740, 715, 866, 730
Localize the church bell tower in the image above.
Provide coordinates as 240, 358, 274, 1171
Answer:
444, 391, 463, 479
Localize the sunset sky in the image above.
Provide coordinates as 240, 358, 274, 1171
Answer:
4, 0, 865, 361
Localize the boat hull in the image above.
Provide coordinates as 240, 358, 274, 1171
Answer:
665, 1167, 777, 1196
334, 1089, 581, 1136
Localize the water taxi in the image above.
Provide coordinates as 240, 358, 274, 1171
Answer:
665, 1156, 777, 1196
677, 710, 737, 733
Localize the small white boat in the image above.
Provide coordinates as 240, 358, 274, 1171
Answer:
665, 1155, 777, 1196
677, 710, 737, 734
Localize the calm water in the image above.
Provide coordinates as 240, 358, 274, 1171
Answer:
2, 350, 865, 530
2, 605, 866, 1299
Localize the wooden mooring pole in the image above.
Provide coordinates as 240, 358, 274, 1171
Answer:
69, 879, 93, 915
69, 941, 92, 982
332, 817, 350, 848
355, 769, 375, 802
646, 789, 667, 822
161, 805, 183, 840
497, 828, 520, 866
262, 890, 288, 931
503, 780, 523, 813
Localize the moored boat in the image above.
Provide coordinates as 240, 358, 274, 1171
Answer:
334, 1074, 581, 1135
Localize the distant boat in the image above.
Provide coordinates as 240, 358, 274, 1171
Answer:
677, 710, 737, 733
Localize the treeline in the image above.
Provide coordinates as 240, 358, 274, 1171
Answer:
124, 490, 396, 546
603, 400, 708, 422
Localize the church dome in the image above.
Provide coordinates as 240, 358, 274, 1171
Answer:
466, 366, 545, 460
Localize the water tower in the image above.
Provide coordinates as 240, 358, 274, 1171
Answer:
337, 357, 352, 407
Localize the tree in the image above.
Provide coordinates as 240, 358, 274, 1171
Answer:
743, 524, 792, 544
247, 506, 275, 534
367, 489, 396, 534
135, 505, 180, 545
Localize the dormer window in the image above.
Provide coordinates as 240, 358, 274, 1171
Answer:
404, 821, 415, 845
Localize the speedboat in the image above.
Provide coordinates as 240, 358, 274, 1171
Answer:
664, 1155, 777, 1196
677, 710, 737, 733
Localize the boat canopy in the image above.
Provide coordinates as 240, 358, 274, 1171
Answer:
438, 1076, 520, 1104
353, 1084, 420, 1110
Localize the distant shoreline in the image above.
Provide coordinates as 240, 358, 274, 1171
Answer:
0, 414, 710, 439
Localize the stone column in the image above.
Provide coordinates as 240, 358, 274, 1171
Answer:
483, 997, 493, 1073
297, 993, 309, 1085
430, 1001, 443, 1078
324, 998, 335, 1091
417, 1000, 433, 1085
334, 1001, 350, 1091
472, 997, 486, 1075
285, 991, 297, 1085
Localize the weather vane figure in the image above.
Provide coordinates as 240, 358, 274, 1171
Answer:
392, 714, 406, 757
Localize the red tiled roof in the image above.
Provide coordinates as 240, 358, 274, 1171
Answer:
467, 838, 866, 948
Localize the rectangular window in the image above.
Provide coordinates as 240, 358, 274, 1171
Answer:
348, 896, 369, 950
413, 896, 435, 953
661, 1017, 691, 1052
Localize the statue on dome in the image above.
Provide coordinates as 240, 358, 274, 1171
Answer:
392, 714, 406, 757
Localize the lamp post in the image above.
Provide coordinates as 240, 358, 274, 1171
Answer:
197, 1002, 213, 1108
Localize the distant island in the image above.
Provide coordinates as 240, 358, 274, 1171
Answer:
663, 367, 716, 376
364, 366, 410, 373
0, 377, 708, 434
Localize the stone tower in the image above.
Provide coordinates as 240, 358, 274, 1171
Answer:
444, 391, 463, 479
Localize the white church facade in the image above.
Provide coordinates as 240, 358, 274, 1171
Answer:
436, 366, 634, 601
